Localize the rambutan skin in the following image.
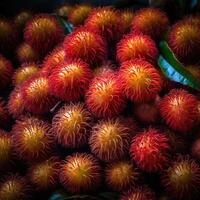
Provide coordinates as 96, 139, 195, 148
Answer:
64, 27, 107, 66
86, 72, 125, 118
118, 59, 162, 103
116, 33, 158, 64
60, 153, 102, 193
0, 98, 11, 129
131, 8, 169, 40
159, 89, 198, 133
121, 10, 135, 33
49, 59, 93, 102
51, 103, 92, 148
56, 4, 74, 18
89, 118, 131, 162
162, 155, 200, 200
130, 128, 170, 173
191, 138, 200, 161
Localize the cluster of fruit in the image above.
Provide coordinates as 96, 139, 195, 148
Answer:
0, 3, 200, 200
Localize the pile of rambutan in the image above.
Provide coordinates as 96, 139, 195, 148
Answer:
0, 2, 200, 200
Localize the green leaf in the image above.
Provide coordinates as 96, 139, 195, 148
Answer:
56, 15, 73, 34
158, 41, 200, 91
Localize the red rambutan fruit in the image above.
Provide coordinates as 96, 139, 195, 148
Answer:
116, 33, 158, 64
56, 4, 74, 18
120, 186, 156, 200
119, 59, 162, 102
49, 59, 93, 102
64, 27, 107, 66
28, 156, 60, 190
191, 138, 200, 161
68, 4, 92, 26
52, 103, 92, 148
159, 89, 198, 133
13, 63, 40, 86
24, 14, 64, 54
14, 11, 32, 30
89, 118, 131, 162
60, 153, 102, 193
121, 10, 135, 33
162, 155, 200, 200
105, 161, 140, 192
86, 72, 125, 118
130, 128, 170, 172
0, 54, 14, 90
0, 98, 10, 129
131, 8, 169, 40
21, 75, 56, 114
12, 116, 53, 162
93, 62, 115, 77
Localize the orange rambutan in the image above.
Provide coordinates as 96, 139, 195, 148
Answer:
56, 4, 74, 18
121, 9, 135, 33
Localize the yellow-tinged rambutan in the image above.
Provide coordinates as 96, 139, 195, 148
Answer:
60, 153, 102, 193
0, 98, 10, 129
121, 10, 135, 33
14, 11, 32, 30
56, 4, 74, 18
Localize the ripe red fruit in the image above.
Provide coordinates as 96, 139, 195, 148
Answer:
117, 34, 158, 64
21, 75, 56, 114
121, 10, 135, 33
131, 8, 169, 40
0, 54, 14, 90
52, 103, 92, 148
162, 155, 200, 200
60, 153, 102, 193
89, 118, 131, 162
24, 14, 64, 54
159, 89, 198, 133
119, 59, 162, 102
86, 72, 125, 118
12, 116, 54, 162
64, 27, 107, 66
49, 59, 93, 101
105, 161, 140, 191
130, 128, 170, 172
0, 98, 10, 129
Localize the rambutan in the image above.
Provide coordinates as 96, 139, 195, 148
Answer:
14, 11, 32, 30
93, 62, 115, 77
49, 59, 93, 102
28, 156, 60, 190
56, 4, 73, 18
86, 72, 125, 118
131, 8, 169, 40
185, 65, 200, 80
64, 27, 107, 66
89, 118, 131, 162
191, 138, 200, 161
24, 14, 64, 54
162, 155, 200, 200
68, 4, 92, 26
13, 63, 39, 86
130, 128, 170, 172
105, 161, 140, 191
159, 89, 198, 133
60, 153, 102, 193
21, 75, 57, 114
52, 103, 92, 148
119, 59, 162, 102
121, 10, 135, 33
0, 54, 14, 90
12, 116, 53, 162
0, 98, 10, 129
116, 33, 158, 64
120, 186, 156, 200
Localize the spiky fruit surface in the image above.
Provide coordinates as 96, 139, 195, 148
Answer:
130, 128, 170, 172
60, 153, 102, 193
85, 7, 124, 43
16, 42, 40, 63
0, 98, 10, 129
191, 138, 200, 161
28, 157, 60, 190
24, 14, 64, 54
121, 10, 135, 33
119, 59, 162, 102
120, 186, 156, 200
168, 20, 200, 63
52, 103, 91, 148
162, 155, 200, 200
0, 54, 14, 90
0, 175, 29, 200
93, 62, 115, 77
131, 8, 169, 40
64, 27, 107, 66
12, 116, 53, 162
117, 34, 158, 64
21, 75, 56, 114
56, 4, 73, 18
86, 72, 125, 118
185, 65, 200, 80
89, 119, 130, 162
105, 161, 139, 191
13, 63, 39, 86
14, 11, 32, 30
49, 59, 93, 101
69, 5, 92, 25
159, 89, 198, 133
